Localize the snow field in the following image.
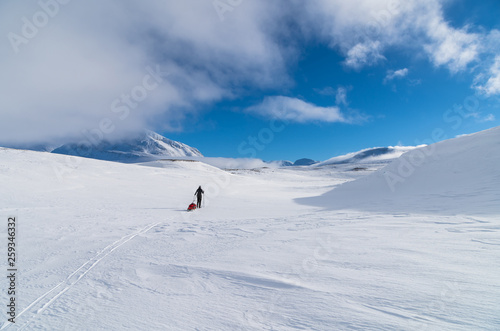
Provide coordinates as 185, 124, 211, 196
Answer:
1, 126, 499, 330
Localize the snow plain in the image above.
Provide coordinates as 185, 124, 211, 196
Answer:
1, 127, 499, 330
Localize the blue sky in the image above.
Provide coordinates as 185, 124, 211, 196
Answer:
1, 0, 499, 162
170, 47, 498, 161
166, 0, 500, 162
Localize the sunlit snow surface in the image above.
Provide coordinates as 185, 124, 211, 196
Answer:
1, 127, 499, 330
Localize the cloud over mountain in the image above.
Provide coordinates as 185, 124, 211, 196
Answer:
0, 0, 498, 146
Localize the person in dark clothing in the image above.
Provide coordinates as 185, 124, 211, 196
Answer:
194, 186, 204, 208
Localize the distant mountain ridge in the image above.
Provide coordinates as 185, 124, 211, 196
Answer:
2, 133, 417, 169
316, 146, 419, 166
293, 158, 318, 166
51, 130, 202, 163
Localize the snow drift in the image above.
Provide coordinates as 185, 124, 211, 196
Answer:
299, 126, 500, 215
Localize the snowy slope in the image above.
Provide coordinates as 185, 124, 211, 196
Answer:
299, 126, 500, 215
51, 130, 202, 163
317, 146, 419, 166
1, 128, 499, 330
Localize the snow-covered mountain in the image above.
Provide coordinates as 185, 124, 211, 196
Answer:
300, 126, 500, 215
272, 160, 294, 167
51, 130, 202, 163
316, 145, 419, 166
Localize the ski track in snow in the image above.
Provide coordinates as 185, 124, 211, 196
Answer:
1, 127, 500, 330
1, 222, 161, 331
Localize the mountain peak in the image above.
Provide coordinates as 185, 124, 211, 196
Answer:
293, 158, 318, 166
51, 131, 202, 163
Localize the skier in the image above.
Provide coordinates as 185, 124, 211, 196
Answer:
194, 186, 204, 208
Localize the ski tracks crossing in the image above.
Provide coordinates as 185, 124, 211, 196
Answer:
1, 221, 162, 330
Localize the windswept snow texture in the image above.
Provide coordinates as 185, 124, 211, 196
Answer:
317, 146, 419, 166
52, 130, 202, 163
299, 126, 500, 215
1, 127, 499, 330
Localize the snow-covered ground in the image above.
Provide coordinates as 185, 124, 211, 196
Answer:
1, 127, 499, 330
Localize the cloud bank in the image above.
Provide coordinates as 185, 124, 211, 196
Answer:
0, 0, 498, 146
0, 0, 289, 145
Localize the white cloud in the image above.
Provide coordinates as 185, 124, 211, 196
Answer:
314, 86, 351, 107
460, 109, 496, 123
479, 114, 496, 122
0, 0, 499, 147
301, 0, 487, 73
0, 0, 290, 146
423, 24, 479, 72
335, 87, 348, 106
385, 68, 409, 82
301, 0, 498, 91
246, 96, 349, 123
344, 41, 386, 69
476, 56, 500, 96
315, 87, 337, 96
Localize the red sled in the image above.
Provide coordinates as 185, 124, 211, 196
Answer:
187, 203, 197, 211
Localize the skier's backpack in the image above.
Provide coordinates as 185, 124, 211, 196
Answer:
187, 203, 197, 211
